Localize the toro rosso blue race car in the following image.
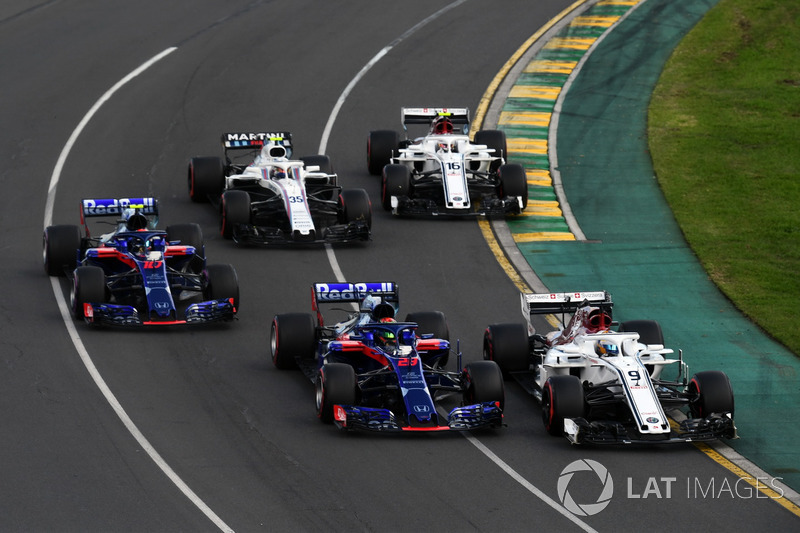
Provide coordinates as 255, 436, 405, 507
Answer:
43, 197, 239, 326
270, 282, 504, 432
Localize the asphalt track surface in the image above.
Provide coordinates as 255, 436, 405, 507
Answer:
1, 0, 798, 532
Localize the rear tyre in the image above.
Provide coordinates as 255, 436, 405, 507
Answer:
542, 375, 585, 436
382, 164, 412, 211
483, 323, 530, 378
688, 370, 735, 418
464, 361, 505, 410
271, 313, 317, 370
406, 311, 449, 367
340, 188, 372, 232
316, 363, 357, 424
43, 224, 81, 276
166, 223, 204, 252
367, 130, 399, 175
71, 266, 106, 320
188, 157, 225, 203
301, 154, 334, 175
619, 320, 664, 345
220, 190, 251, 239
204, 264, 239, 310
474, 130, 507, 172
497, 163, 528, 210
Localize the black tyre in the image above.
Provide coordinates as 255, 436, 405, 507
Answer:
301, 154, 334, 175
688, 370, 735, 418
166, 223, 204, 253
618, 320, 664, 345
406, 311, 450, 367
382, 164, 412, 211
71, 266, 106, 320
316, 363, 358, 424
483, 323, 530, 377
542, 375, 585, 436
474, 129, 507, 171
204, 264, 240, 310
271, 313, 317, 370
220, 190, 251, 239
43, 224, 81, 276
367, 130, 399, 175
464, 360, 505, 410
340, 188, 372, 231
188, 156, 225, 203
497, 163, 529, 210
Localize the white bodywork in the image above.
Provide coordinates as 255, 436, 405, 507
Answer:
226, 158, 328, 238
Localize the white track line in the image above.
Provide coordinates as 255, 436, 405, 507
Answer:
44, 47, 234, 533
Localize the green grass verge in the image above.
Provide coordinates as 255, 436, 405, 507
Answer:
648, 0, 800, 355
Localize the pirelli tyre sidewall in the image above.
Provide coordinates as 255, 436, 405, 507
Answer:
220, 190, 251, 239
381, 164, 412, 211
367, 130, 399, 176
542, 375, 585, 436
43, 224, 81, 276
71, 265, 106, 320
270, 313, 316, 370
463, 360, 505, 410
203, 264, 239, 310
316, 363, 357, 424
188, 156, 225, 203
483, 323, 530, 378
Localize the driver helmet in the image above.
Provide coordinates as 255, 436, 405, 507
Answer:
376, 318, 397, 349
270, 167, 287, 180
431, 116, 453, 135
123, 208, 148, 231
595, 340, 619, 357
372, 302, 395, 320
437, 141, 450, 153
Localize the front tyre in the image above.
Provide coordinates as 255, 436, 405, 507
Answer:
688, 370, 735, 418
71, 266, 106, 320
340, 188, 372, 232
188, 157, 225, 203
271, 313, 317, 370
316, 363, 357, 424
382, 164, 412, 212
220, 190, 251, 239
203, 264, 240, 310
463, 361, 505, 410
542, 375, 585, 436
497, 163, 528, 211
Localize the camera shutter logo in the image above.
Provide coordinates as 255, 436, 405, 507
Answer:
557, 459, 614, 516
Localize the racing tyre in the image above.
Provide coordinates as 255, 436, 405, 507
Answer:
316, 363, 357, 424
301, 154, 334, 175
688, 370, 735, 418
542, 375, 585, 436
497, 163, 529, 211
271, 313, 317, 370
188, 157, 225, 203
474, 130, 507, 172
71, 266, 106, 320
464, 361, 505, 410
382, 164, 412, 212
204, 264, 240, 310
43, 224, 81, 276
483, 323, 530, 378
406, 311, 449, 367
618, 320, 664, 345
340, 188, 372, 232
166, 223, 204, 253
367, 130, 399, 175
220, 190, 251, 239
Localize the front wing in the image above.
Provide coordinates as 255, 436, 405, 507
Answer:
331, 402, 503, 432
231, 220, 370, 245
562, 413, 737, 445
82, 298, 236, 326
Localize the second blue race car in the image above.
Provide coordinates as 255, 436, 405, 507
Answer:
270, 281, 504, 432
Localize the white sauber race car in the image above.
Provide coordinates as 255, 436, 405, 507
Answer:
367, 107, 528, 217
188, 132, 371, 245
483, 291, 737, 444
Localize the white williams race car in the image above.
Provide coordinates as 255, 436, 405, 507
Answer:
189, 132, 371, 245
367, 107, 528, 217
483, 291, 737, 445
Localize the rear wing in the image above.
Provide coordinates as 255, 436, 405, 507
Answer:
520, 291, 612, 333
80, 197, 158, 236
80, 197, 158, 219
401, 107, 470, 128
221, 131, 293, 149
312, 282, 398, 327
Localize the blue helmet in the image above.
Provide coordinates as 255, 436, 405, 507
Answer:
595, 340, 619, 357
